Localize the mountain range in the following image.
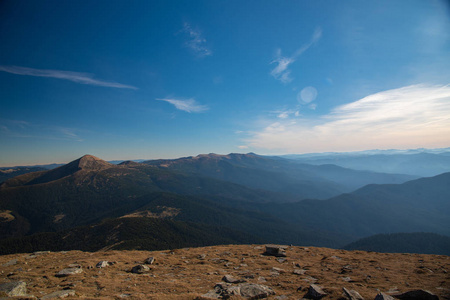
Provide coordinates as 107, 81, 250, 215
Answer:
1, 153, 449, 255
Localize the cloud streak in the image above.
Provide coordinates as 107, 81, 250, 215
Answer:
0, 66, 137, 89
270, 27, 322, 83
0, 118, 84, 142
181, 22, 212, 57
246, 84, 450, 153
157, 98, 209, 113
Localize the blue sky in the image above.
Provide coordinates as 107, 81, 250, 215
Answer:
0, 0, 449, 166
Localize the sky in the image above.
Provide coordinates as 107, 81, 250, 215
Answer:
0, 0, 449, 166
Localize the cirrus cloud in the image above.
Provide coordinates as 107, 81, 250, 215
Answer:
245, 84, 450, 153
156, 97, 209, 113
0, 65, 137, 89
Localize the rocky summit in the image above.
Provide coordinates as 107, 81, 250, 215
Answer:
0, 244, 448, 299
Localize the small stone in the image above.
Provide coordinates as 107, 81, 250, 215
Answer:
239, 283, 275, 298
55, 267, 83, 277
276, 258, 287, 263
198, 254, 206, 260
294, 269, 306, 275
96, 261, 110, 268
144, 257, 155, 265
306, 284, 327, 299
0, 281, 27, 297
343, 287, 364, 300
272, 267, 286, 273
2, 259, 18, 267
41, 290, 75, 299
131, 264, 150, 274
264, 245, 287, 257
222, 274, 246, 284
200, 290, 221, 299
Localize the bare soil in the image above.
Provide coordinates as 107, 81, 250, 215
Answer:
0, 244, 449, 299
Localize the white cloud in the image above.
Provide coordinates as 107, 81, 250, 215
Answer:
182, 22, 212, 57
157, 98, 209, 113
238, 145, 249, 149
0, 66, 138, 89
245, 84, 450, 153
270, 27, 322, 83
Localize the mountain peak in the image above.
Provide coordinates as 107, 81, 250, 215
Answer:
76, 154, 112, 170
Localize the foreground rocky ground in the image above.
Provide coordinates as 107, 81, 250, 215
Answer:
0, 244, 448, 299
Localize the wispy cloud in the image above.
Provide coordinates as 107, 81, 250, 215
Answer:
0, 66, 138, 89
245, 84, 450, 153
156, 98, 209, 113
270, 27, 322, 83
181, 22, 212, 57
0, 119, 84, 142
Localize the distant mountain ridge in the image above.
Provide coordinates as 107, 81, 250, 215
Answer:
1, 153, 449, 255
283, 148, 450, 177
143, 152, 416, 198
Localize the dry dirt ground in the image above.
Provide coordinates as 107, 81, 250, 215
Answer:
0, 244, 449, 299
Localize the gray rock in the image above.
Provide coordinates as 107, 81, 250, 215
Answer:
41, 290, 75, 299
343, 287, 364, 300
374, 293, 395, 300
392, 290, 439, 300
131, 264, 150, 274
272, 267, 285, 273
96, 261, 110, 268
2, 259, 18, 267
294, 269, 306, 275
144, 257, 155, 265
55, 267, 83, 277
263, 245, 287, 257
0, 281, 27, 297
222, 275, 246, 284
306, 284, 327, 299
201, 289, 221, 299
276, 258, 287, 263
209, 282, 275, 299
239, 283, 275, 299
